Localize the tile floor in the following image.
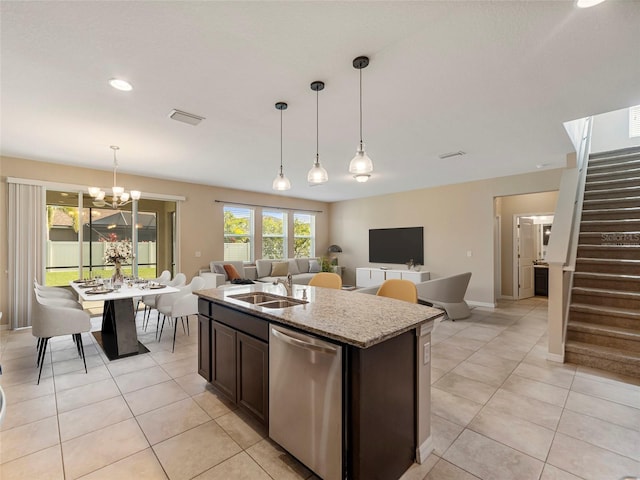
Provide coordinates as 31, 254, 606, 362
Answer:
1, 297, 639, 479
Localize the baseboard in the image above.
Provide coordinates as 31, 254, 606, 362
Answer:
547, 351, 565, 363
467, 300, 497, 308
415, 435, 434, 464
499, 295, 515, 300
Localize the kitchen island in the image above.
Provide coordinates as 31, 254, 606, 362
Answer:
196, 282, 443, 480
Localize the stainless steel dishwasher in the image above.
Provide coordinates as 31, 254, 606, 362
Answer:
269, 324, 343, 480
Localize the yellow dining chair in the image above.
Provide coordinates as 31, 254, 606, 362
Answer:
308, 272, 342, 289
376, 279, 418, 303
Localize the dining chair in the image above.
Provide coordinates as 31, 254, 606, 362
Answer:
376, 279, 418, 303
309, 272, 343, 289
34, 279, 77, 301
32, 290, 91, 384
157, 276, 206, 352
142, 272, 186, 333
136, 270, 171, 318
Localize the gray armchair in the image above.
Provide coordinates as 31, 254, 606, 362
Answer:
415, 272, 472, 320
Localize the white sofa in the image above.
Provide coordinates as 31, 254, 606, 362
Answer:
254, 258, 321, 285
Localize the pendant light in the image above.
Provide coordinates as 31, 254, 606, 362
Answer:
349, 55, 374, 182
272, 102, 291, 191
88, 145, 141, 208
307, 81, 329, 185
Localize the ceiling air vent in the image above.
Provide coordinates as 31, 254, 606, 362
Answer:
169, 109, 205, 126
438, 151, 466, 160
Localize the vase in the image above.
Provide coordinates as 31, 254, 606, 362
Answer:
112, 261, 124, 286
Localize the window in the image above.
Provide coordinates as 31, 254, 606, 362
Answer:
262, 210, 286, 259
293, 213, 315, 258
45, 190, 171, 285
630, 105, 640, 138
224, 206, 254, 261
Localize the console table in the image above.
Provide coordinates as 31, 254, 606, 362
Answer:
356, 267, 430, 288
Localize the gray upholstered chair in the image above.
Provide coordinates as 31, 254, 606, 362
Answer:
32, 290, 91, 384
415, 272, 472, 320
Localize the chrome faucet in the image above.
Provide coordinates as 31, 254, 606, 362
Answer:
275, 273, 293, 296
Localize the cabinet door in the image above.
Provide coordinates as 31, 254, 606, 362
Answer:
386, 270, 402, 280
198, 315, 211, 381
356, 268, 370, 287
370, 269, 386, 285
212, 321, 237, 402
236, 332, 269, 425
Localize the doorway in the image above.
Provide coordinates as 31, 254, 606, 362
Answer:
513, 214, 554, 299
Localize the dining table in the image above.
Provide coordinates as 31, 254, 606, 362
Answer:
70, 280, 179, 360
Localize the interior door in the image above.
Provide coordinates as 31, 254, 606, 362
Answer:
518, 217, 535, 299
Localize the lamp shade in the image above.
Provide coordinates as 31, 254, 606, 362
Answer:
327, 244, 343, 253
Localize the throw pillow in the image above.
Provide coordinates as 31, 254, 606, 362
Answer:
287, 259, 300, 275
213, 263, 227, 280
223, 264, 241, 281
308, 259, 321, 273
271, 261, 289, 277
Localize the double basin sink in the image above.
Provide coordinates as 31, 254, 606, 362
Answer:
228, 292, 308, 309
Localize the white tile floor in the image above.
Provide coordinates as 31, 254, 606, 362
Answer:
1, 297, 639, 479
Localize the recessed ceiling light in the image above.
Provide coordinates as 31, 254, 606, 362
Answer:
438, 151, 466, 160
576, 0, 607, 8
109, 78, 133, 91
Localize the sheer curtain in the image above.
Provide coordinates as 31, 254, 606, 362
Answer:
7, 182, 45, 329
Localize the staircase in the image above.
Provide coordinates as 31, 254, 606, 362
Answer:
565, 146, 640, 378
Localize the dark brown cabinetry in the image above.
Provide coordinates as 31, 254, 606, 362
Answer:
534, 266, 549, 296
198, 301, 269, 425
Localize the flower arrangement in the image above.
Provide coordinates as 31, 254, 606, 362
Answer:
104, 241, 133, 265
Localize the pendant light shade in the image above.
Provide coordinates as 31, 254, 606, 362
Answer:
273, 102, 291, 191
308, 81, 328, 185
349, 56, 373, 182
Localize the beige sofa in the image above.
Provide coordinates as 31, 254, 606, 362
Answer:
202, 261, 257, 287
254, 258, 321, 285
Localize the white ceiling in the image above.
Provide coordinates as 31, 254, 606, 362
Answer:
2, 1, 639, 202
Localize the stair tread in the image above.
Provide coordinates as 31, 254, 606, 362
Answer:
568, 321, 640, 339
572, 286, 640, 299
577, 242, 640, 247
570, 303, 640, 318
586, 176, 640, 186
588, 167, 640, 178
576, 257, 640, 264
574, 271, 640, 280
565, 340, 640, 364
580, 219, 640, 224
582, 206, 640, 214
583, 196, 640, 205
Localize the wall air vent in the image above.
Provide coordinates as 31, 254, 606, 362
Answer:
438, 151, 466, 160
169, 109, 205, 126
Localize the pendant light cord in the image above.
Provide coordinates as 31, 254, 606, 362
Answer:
316, 87, 319, 160
359, 67, 363, 143
280, 108, 283, 175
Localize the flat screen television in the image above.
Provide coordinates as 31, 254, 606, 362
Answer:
369, 227, 424, 265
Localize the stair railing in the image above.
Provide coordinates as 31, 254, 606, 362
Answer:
546, 116, 593, 362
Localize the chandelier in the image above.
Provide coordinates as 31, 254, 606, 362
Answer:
88, 146, 141, 208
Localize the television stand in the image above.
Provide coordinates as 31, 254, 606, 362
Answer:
356, 268, 430, 288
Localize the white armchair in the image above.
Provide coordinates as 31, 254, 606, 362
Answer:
157, 276, 206, 352
32, 290, 91, 384
34, 280, 77, 301
415, 272, 472, 320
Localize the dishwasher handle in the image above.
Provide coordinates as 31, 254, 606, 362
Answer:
271, 327, 338, 355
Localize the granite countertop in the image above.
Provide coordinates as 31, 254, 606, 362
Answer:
195, 283, 443, 348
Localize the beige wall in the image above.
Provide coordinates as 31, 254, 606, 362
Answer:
497, 191, 559, 298
1, 155, 329, 326
329, 169, 563, 306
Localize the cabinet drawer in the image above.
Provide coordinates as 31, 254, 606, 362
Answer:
198, 298, 211, 317
211, 303, 269, 342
